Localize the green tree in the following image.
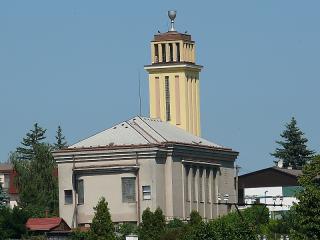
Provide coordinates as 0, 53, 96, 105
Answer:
271, 117, 314, 169
189, 210, 202, 226
139, 207, 166, 240
290, 155, 320, 239
16, 123, 47, 160
54, 125, 67, 150
0, 183, 9, 208
13, 144, 58, 216
89, 197, 115, 240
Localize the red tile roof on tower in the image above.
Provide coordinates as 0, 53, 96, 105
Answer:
26, 217, 70, 231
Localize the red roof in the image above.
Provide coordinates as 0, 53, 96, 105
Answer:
26, 217, 69, 231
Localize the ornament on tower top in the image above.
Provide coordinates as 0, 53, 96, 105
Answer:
168, 10, 177, 32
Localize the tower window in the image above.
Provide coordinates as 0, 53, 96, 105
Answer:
161, 44, 166, 62
176, 43, 180, 62
169, 43, 173, 62
165, 76, 171, 121
154, 44, 159, 63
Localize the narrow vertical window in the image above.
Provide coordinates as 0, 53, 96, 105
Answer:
169, 43, 173, 62
176, 43, 180, 62
77, 179, 84, 205
165, 76, 171, 121
206, 170, 210, 203
161, 43, 166, 62
199, 168, 203, 202
192, 168, 197, 201
122, 177, 136, 203
154, 44, 159, 63
185, 166, 190, 201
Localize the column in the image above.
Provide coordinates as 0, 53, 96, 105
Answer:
166, 43, 170, 62
151, 43, 155, 64
173, 42, 177, 62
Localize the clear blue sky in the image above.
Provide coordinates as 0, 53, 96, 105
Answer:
1, 0, 319, 173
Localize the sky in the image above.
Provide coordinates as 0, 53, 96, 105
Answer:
0, 0, 319, 174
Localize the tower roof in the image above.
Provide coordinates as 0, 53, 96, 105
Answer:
70, 116, 228, 150
152, 31, 193, 42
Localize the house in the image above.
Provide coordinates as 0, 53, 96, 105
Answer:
238, 166, 302, 219
26, 217, 71, 239
0, 163, 18, 208
53, 11, 239, 227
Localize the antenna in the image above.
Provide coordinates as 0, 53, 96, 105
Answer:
168, 10, 177, 32
138, 70, 142, 116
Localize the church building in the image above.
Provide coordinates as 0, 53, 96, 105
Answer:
54, 11, 238, 228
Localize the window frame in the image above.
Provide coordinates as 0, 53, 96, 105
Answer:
64, 189, 73, 205
77, 179, 84, 205
122, 177, 136, 203
142, 185, 151, 200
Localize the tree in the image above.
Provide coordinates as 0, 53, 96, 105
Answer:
290, 155, 320, 239
16, 123, 46, 160
139, 207, 166, 240
54, 125, 67, 150
271, 117, 314, 169
12, 144, 58, 216
189, 210, 202, 226
89, 197, 115, 240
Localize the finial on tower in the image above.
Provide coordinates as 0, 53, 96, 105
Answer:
168, 10, 177, 32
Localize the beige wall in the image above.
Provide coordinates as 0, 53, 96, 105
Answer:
56, 146, 237, 226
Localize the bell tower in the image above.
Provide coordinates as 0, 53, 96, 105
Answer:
144, 11, 202, 136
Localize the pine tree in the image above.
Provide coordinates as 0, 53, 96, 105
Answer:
89, 197, 115, 240
54, 125, 67, 150
139, 207, 166, 240
271, 117, 314, 169
16, 123, 46, 160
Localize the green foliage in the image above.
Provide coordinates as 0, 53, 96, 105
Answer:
54, 125, 68, 150
16, 123, 47, 160
0, 206, 30, 239
189, 210, 202, 226
289, 155, 320, 239
167, 218, 185, 229
0, 183, 9, 208
12, 143, 58, 216
139, 207, 166, 240
89, 197, 115, 240
117, 223, 138, 240
271, 117, 314, 168
70, 228, 89, 240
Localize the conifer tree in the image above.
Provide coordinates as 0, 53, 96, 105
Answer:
89, 197, 115, 240
54, 125, 67, 150
16, 123, 46, 160
271, 117, 314, 169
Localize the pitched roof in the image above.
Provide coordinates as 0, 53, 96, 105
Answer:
273, 167, 302, 177
70, 116, 226, 149
26, 217, 69, 231
0, 163, 13, 172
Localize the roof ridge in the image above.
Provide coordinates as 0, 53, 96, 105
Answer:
125, 119, 156, 144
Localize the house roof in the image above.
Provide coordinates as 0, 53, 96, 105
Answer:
0, 163, 13, 172
26, 217, 69, 231
239, 166, 302, 178
70, 116, 228, 150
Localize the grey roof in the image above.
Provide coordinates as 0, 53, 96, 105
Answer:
272, 166, 302, 177
70, 116, 225, 149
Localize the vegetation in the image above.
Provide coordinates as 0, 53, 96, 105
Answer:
54, 125, 68, 150
289, 155, 320, 239
88, 197, 116, 240
139, 207, 166, 240
271, 117, 314, 169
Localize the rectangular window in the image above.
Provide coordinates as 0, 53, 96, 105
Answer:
169, 43, 173, 62
176, 43, 180, 61
142, 185, 151, 200
3, 174, 9, 189
161, 43, 166, 62
199, 168, 203, 202
64, 190, 73, 205
77, 179, 84, 205
122, 177, 136, 203
165, 76, 171, 121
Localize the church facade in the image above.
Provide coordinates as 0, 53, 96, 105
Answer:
54, 12, 238, 227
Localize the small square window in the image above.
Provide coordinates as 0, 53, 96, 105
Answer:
64, 190, 73, 205
142, 185, 151, 200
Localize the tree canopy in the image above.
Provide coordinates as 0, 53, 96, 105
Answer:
271, 117, 314, 168
54, 125, 68, 150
